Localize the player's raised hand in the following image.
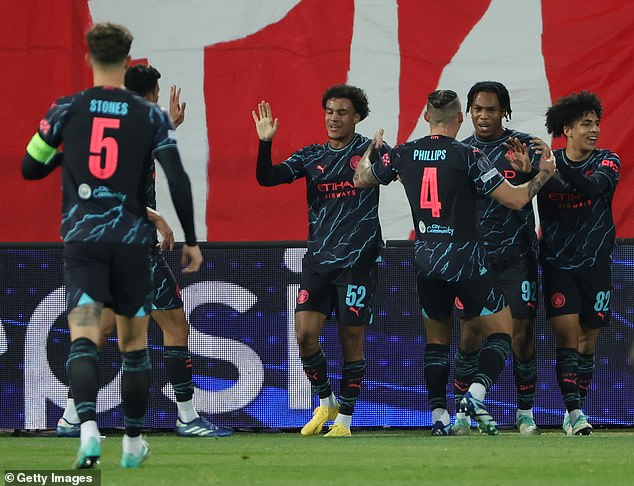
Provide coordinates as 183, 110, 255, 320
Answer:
252, 101, 279, 141
169, 85, 186, 128
181, 244, 203, 273
530, 137, 551, 157
532, 140, 556, 177
371, 128, 384, 151
359, 128, 384, 163
504, 137, 531, 173
354, 129, 384, 188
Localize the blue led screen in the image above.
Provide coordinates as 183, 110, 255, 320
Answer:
1, 243, 632, 430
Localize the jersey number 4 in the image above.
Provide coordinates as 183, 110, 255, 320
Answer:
89, 117, 120, 179
420, 167, 442, 218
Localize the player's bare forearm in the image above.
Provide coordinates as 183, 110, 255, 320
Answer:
353, 145, 377, 187
524, 143, 556, 199
354, 166, 380, 188
526, 169, 552, 199
354, 129, 383, 187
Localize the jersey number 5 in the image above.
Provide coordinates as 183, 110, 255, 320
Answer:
89, 117, 120, 179
420, 167, 442, 217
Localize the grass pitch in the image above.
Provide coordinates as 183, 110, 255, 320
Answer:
1, 429, 633, 485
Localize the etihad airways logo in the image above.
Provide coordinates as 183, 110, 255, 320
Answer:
548, 192, 592, 209
318, 180, 357, 199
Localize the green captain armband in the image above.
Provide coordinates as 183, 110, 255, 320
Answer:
26, 133, 58, 164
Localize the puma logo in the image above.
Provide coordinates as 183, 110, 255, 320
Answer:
349, 306, 360, 317
317, 165, 326, 173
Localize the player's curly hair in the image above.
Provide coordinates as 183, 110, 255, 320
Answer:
87, 22, 133, 66
125, 65, 161, 97
545, 91, 603, 137
466, 81, 512, 120
321, 84, 370, 120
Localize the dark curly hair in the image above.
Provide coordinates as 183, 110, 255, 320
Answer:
321, 84, 369, 120
545, 91, 603, 137
125, 65, 161, 97
87, 22, 133, 66
466, 81, 512, 120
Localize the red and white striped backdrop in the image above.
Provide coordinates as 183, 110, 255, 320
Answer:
2, 0, 632, 242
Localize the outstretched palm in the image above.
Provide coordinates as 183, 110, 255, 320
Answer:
252, 101, 279, 141
504, 137, 531, 173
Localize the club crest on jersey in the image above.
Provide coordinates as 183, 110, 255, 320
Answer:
77, 183, 91, 200
349, 155, 360, 170
477, 154, 494, 171
297, 289, 309, 305
551, 292, 566, 309
418, 221, 426, 233
382, 153, 391, 166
